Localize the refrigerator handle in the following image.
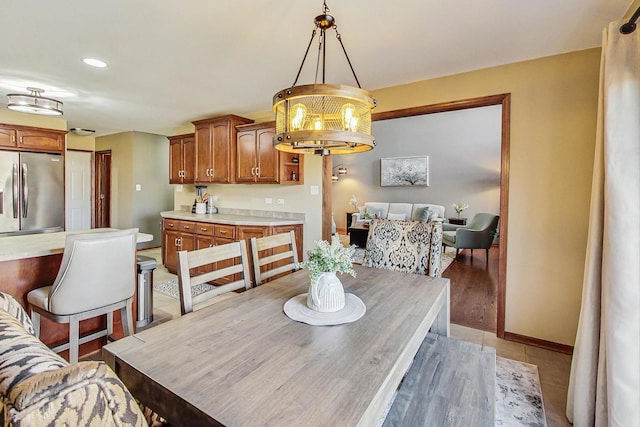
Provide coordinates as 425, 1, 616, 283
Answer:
12, 163, 19, 219
22, 163, 28, 218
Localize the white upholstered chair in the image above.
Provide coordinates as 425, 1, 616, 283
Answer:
177, 240, 251, 315
27, 228, 138, 363
249, 231, 299, 286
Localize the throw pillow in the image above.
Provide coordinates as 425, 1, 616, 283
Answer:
420, 208, 432, 221
387, 212, 406, 221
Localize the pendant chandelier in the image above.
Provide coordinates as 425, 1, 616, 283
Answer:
273, 1, 375, 156
7, 87, 63, 116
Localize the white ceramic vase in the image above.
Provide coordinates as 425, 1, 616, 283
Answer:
307, 271, 346, 312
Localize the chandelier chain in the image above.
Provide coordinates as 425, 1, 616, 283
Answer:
291, 28, 318, 87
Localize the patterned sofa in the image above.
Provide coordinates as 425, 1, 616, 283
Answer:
0, 292, 147, 427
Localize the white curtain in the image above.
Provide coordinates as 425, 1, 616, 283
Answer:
566, 18, 640, 427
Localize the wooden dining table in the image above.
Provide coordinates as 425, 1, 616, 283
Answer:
103, 265, 450, 427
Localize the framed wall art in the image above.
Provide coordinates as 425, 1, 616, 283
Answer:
380, 156, 429, 187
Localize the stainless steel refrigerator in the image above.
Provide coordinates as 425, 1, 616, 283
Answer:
0, 151, 64, 235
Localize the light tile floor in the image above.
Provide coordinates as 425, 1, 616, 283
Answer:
138, 247, 573, 427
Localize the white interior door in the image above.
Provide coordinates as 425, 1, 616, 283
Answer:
65, 151, 92, 231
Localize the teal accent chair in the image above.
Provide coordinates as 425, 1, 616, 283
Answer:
442, 213, 499, 262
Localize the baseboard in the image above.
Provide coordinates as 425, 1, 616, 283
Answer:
503, 331, 574, 355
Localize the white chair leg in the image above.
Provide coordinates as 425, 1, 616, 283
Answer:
31, 311, 41, 338
121, 301, 134, 336
69, 316, 80, 363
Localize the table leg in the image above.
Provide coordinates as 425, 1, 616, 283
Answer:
431, 282, 450, 337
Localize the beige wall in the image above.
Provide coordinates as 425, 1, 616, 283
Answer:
0, 109, 67, 131
67, 134, 95, 151
131, 132, 173, 248
96, 132, 173, 248
371, 48, 600, 346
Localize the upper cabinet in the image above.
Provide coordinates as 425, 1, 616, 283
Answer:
192, 115, 253, 184
279, 152, 304, 185
235, 121, 278, 184
169, 115, 303, 185
0, 123, 65, 153
0, 126, 17, 148
168, 133, 195, 184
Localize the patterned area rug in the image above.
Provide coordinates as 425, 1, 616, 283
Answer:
496, 356, 547, 426
154, 279, 215, 300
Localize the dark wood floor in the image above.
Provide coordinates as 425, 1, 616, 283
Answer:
442, 246, 499, 333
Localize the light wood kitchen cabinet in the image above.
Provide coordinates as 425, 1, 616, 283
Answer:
168, 133, 195, 184
163, 219, 196, 272
0, 123, 65, 152
235, 122, 278, 183
192, 115, 253, 184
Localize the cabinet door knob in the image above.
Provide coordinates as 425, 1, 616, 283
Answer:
251, 167, 255, 176
255, 167, 260, 176
220, 230, 226, 234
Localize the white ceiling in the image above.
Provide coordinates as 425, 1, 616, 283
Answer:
0, 0, 631, 137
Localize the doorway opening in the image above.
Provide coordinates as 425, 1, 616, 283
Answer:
324, 94, 510, 338
95, 150, 111, 228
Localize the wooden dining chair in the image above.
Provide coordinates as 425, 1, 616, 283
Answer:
176, 240, 251, 315
249, 231, 299, 286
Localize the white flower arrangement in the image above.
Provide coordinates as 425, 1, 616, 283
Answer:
452, 203, 469, 215
349, 194, 359, 212
297, 238, 357, 284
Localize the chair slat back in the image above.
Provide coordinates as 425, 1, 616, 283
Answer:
250, 231, 299, 286
177, 240, 251, 315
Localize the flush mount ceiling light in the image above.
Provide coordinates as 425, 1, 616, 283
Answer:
273, 1, 375, 156
82, 58, 107, 68
6, 87, 63, 116
69, 128, 96, 136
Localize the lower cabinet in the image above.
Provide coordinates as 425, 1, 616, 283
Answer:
163, 220, 195, 272
162, 219, 303, 288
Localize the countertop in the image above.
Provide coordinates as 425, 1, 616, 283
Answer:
160, 210, 304, 226
0, 229, 154, 262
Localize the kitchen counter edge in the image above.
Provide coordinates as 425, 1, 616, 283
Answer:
160, 211, 305, 226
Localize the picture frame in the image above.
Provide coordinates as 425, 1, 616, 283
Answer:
380, 156, 429, 187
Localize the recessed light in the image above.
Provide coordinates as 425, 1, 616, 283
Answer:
83, 58, 107, 68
